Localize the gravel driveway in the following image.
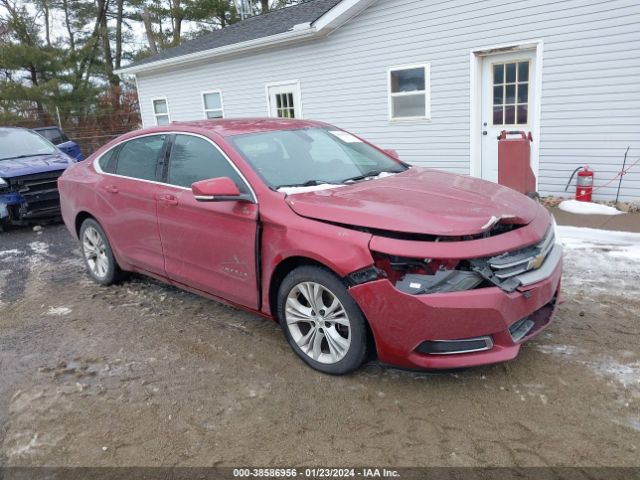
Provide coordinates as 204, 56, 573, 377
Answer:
0, 223, 638, 467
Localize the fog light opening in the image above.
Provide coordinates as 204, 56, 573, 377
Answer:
509, 317, 535, 343
416, 336, 494, 355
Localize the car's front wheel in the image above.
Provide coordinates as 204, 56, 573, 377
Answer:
277, 266, 369, 375
79, 218, 123, 285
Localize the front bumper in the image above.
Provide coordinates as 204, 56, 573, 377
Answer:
349, 249, 562, 370
0, 170, 64, 223
0, 192, 24, 221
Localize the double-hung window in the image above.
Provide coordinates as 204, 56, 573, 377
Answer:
202, 91, 224, 119
152, 98, 170, 125
388, 64, 430, 120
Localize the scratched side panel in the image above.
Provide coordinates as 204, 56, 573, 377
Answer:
259, 196, 374, 316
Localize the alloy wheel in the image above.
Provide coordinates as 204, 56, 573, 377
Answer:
285, 281, 351, 364
82, 226, 109, 279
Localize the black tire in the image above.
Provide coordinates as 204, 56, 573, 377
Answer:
79, 218, 124, 286
277, 266, 369, 375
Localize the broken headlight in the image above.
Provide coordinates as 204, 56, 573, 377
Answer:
373, 253, 485, 295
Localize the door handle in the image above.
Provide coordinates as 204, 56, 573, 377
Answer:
482, 131, 488, 135
160, 194, 178, 206
105, 185, 119, 194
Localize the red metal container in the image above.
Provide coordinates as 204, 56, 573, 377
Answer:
497, 130, 536, 197
575, 167, 594, 202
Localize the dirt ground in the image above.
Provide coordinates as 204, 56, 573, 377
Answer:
0, 222, 638, 467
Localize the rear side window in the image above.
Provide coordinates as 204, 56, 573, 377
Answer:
37, 128, 69, 145
167, 134, 245, 190
115, 135, 166, 181
98, 148, 117, 173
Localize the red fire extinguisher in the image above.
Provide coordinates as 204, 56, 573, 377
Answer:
565, 166, 595, 202
576, 167, 594, 202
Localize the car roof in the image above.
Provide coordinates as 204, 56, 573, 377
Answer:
145, 118, 331, 137
32, 126, 60, 131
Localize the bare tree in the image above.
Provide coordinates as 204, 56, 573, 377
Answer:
142, 7, 158, 54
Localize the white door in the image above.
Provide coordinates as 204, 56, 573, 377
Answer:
480, 50, 535, 182
267, 82, 302, 119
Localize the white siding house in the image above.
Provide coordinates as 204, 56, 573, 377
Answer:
117, 0, 640, 201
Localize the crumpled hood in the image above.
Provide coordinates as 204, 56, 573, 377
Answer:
0, 152, 74, 178
285, 168, 540, 236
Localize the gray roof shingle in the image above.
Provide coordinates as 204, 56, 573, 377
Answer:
126, 0, 343, 70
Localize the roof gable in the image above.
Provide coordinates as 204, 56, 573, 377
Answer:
117, 0, 374, 74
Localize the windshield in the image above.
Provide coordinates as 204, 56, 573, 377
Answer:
229, 127, 407, 189
0, 129, 58, 161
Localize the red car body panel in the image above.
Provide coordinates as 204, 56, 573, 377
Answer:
59, 118, 562, 370
154, 183, 259, 307
286, 168, 536, 236
350, 262, 561, 369
369, 206, 549, 259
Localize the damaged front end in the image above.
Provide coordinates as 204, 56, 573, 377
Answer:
344, 213, 562, 369
0, 171, 65, 226
347, 216, 560, 297
470, 221, 560, 293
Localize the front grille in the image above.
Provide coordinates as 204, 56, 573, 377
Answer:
486, 226, 555, 280
8, 170, 64, 219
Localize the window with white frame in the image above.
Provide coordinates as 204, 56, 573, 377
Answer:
152, 98, 170, 125
388, 64, 430, 120
202, 91, 224, 119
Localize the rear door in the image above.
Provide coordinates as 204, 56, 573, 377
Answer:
155, 133, 259, 308
96, 134, 168, 276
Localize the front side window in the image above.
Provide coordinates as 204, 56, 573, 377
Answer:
0, 128, 57, 161
167, 134, 245, 190
153, 99, 170, 125
389, 64, 430, 120
202, 92, 224, 119
230, 127, 406, 189
115, 135, 166, 181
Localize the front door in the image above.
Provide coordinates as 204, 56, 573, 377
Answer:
267, 82, 302, 119
481, 50, 535, 183
98, 133, 168, 276
155, 133, 259, 309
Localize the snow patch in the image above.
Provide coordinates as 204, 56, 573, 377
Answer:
558, 199, 623, 216
8, 433, 40, 457
46, 306, 72, 316
0, 249, 23, 261
536, 344, 578, 356
279, 183, 345, 195
279, 172, 398, 195
558, 226, 640, 245
558, 226, 640, 262
595, 360, 640, 389
29, 241, 50, 255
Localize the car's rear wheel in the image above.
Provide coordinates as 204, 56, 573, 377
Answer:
79, 218, 122, 285
277, 266, 368, 375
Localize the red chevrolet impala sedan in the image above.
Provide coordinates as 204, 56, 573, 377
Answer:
58, 119, 562, 374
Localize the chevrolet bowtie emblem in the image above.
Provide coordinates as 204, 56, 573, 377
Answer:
528, 253, 546, 270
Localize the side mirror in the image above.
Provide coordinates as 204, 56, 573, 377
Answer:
192, 177, 251, 202
384, 149, 400, 159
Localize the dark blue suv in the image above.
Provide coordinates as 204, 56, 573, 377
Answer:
0, 127, 78, 226
32, 126, 85, 161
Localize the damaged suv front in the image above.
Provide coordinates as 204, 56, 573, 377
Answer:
347, 207, 562, 370
0, 127, 76, 226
